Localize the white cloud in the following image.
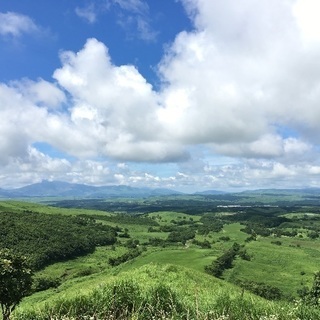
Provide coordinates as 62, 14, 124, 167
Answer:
10, 78, 66, 109
0, 147, 71, 188
211, 135, 313, 161
75, 4, 97, 24
0, 38, 186, 168
52, 38, 187, 161
0, 84, 46, 164
2, 1, 320, 191
156, 0, 320, 153
293, 0, 320, 43
0, 12, 40, 37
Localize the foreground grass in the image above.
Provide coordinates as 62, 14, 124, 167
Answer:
15, 264, 320, 320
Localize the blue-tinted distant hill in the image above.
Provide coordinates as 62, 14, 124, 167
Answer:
1, 181, 320, 203
239, 188, 320, 195
194, 190, 228, 195
0, 180, 182, 198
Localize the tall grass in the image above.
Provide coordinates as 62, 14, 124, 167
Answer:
15, 264, 320, 320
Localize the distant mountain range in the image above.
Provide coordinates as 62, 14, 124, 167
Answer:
194, 190, 228, 195
0, 180, 319, 199
0, 180, 183, 198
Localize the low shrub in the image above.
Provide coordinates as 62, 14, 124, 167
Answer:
32, 276, 61, 292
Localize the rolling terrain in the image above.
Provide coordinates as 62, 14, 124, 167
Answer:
1, 193, 320, 319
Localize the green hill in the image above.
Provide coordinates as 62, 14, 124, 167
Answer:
15, 263, 320, 319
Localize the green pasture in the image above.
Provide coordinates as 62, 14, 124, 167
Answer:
147, 211, 201, 225
193, 222, 249, 246
217, 222, 248, 242
97, 221, 170, 243
119, 247, 216, 273
225, 236, 320, 297
115, 224, 251, 276
132, 229, 169, 243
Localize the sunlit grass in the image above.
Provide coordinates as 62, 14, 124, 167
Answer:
15, 263, 320, 320
225, 236, 320, 297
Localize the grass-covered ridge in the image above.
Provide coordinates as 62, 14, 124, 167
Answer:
15, 263, 320, 319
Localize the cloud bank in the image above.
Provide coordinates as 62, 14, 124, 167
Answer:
1, 0, 320, 191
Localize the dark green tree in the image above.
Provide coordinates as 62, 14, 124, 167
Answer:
298, 271, 320, 306
307, 271, 320, 305
205, 243, 240, 278
0, 249, 33, 320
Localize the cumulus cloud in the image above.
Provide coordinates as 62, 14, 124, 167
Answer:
0, 84, 46, 164
52, 38, 187, 161
10, 78, 66, 109
0, 37, 187, 169
156, 0, 320, 156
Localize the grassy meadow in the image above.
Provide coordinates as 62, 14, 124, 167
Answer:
1, 198, 320, 319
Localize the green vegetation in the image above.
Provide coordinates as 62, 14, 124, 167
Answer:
14, 264, 320, 320
108, 248, 143, 266
205, 242, 244, 278
0, 210, 116, 269
299, 271, 320, 306
1, 196, 320, 319
0, 249, 33, 320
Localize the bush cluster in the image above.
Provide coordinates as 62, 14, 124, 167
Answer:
108, 248, 142, 267
205, 243, 250, 278
236, 280, 283, 300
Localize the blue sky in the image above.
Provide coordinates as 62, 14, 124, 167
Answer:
1, 0, 320, 192
0, 0, 191, 83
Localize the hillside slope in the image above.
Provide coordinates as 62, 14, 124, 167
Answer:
15, 263, 320, 319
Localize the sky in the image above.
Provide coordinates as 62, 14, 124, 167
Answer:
1, 0, 320, 193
